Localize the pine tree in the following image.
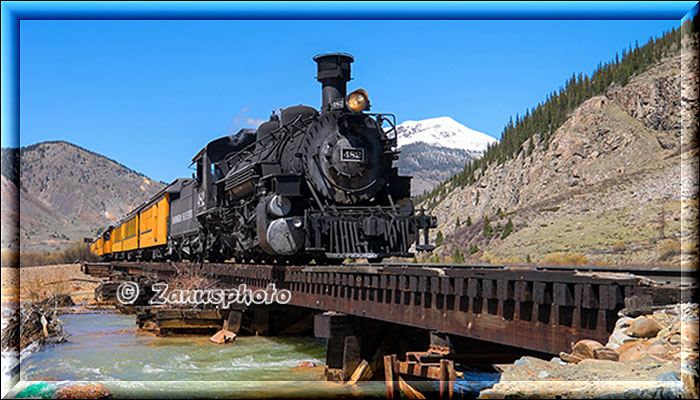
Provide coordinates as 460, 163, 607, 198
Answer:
483, 216, 493, 238
469, 244, 479, 254
526, 254, 532, 263
435, 231, 444, 247
455, 217, 460, 228
466, 216, 472, 227
452, 247, 465, 263
501, 218, 514, 239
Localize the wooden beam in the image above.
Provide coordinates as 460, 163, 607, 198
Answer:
251, 308, 269, 335
398, 376, 426, 399
384, 355, 399, 399
342, 336, 361, 380
346, 359, 368, 385
361, 326, 400, 380
225, 310, 243, 334
439, 359, 455, 399
398, 361, 441, 380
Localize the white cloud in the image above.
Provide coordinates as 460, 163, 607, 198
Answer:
245, 118, 265, 128
229, 106, 264, 133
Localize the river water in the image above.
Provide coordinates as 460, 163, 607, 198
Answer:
9, 312, 387, 398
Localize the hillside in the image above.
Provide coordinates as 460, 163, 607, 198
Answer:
394, 117, 497, 196
423, 34, 698, 267
2, 141, 166, 252
397, 142, 476, 196
1, 148, 20, 250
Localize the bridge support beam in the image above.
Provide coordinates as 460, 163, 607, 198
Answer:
250, 307, 269, 335
314, 311, 401, 382
314, 312, 356, 380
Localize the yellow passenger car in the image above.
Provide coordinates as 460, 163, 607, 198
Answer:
139, 194, 169, 249
90, 237, 103, 257
112, 222, 124, 253
103, 227, 113, 255
122, 214, 139, 252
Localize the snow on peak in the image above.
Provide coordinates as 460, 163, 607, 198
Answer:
395, 116, 497, 153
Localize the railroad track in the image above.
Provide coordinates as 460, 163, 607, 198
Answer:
85, 260, 695, 286
369, 263, 696, 286
83, 260, 695, 355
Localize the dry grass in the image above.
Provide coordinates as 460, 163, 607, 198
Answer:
163, 264, 218, 309
540, 252, 591, 266
477, 252, 522, 264
17, 241, 99, 268
612, 241, 627, 252
479, 253, 499, 264
167, 263, 217, 292
1, 264, 101, 304
659, 238, 682, 261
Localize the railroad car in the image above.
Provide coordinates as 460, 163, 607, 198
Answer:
90, 53, 436, 264
89, 237, 103, 257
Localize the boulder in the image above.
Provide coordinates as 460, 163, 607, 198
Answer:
627, 317, 663, 338
646, 340, 674, 361
655, 321, 680, 338
209, 329, 235, 344
620, 295, 653, 318
593, 347, 619, 361
571, 339, 604, 359
296, 361, 317, 368
559, 352, 583, 363
55, 383, 111, 399
617, 340, 652, 362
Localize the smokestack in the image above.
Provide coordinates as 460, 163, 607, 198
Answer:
313, 53, 354, 113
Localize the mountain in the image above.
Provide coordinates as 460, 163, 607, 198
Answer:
396, 142, 475, 197
2, 141, 166, 252
1, 148, 20, 251
394, 117, 498, 196
396, 116, 497, 155
422, 34, 699, 267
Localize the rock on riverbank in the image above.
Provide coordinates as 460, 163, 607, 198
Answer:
479, 303, 699, 399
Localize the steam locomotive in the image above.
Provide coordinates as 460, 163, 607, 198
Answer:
90, 53, 436, 264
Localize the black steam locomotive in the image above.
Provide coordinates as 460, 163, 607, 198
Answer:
92, 53, 436, 264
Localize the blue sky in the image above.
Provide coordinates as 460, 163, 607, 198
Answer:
15, 18, 684, 183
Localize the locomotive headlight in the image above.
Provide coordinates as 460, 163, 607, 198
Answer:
346, 89, 370, 112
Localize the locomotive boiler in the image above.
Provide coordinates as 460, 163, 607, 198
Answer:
91, 53, 436, 264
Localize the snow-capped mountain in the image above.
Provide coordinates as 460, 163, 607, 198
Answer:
392, 116, 498, 196
395, 116, 497, 155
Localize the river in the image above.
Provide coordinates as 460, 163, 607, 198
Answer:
6, 312, 387, 398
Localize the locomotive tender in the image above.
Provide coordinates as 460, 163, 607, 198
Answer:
90, 53, 436, 264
